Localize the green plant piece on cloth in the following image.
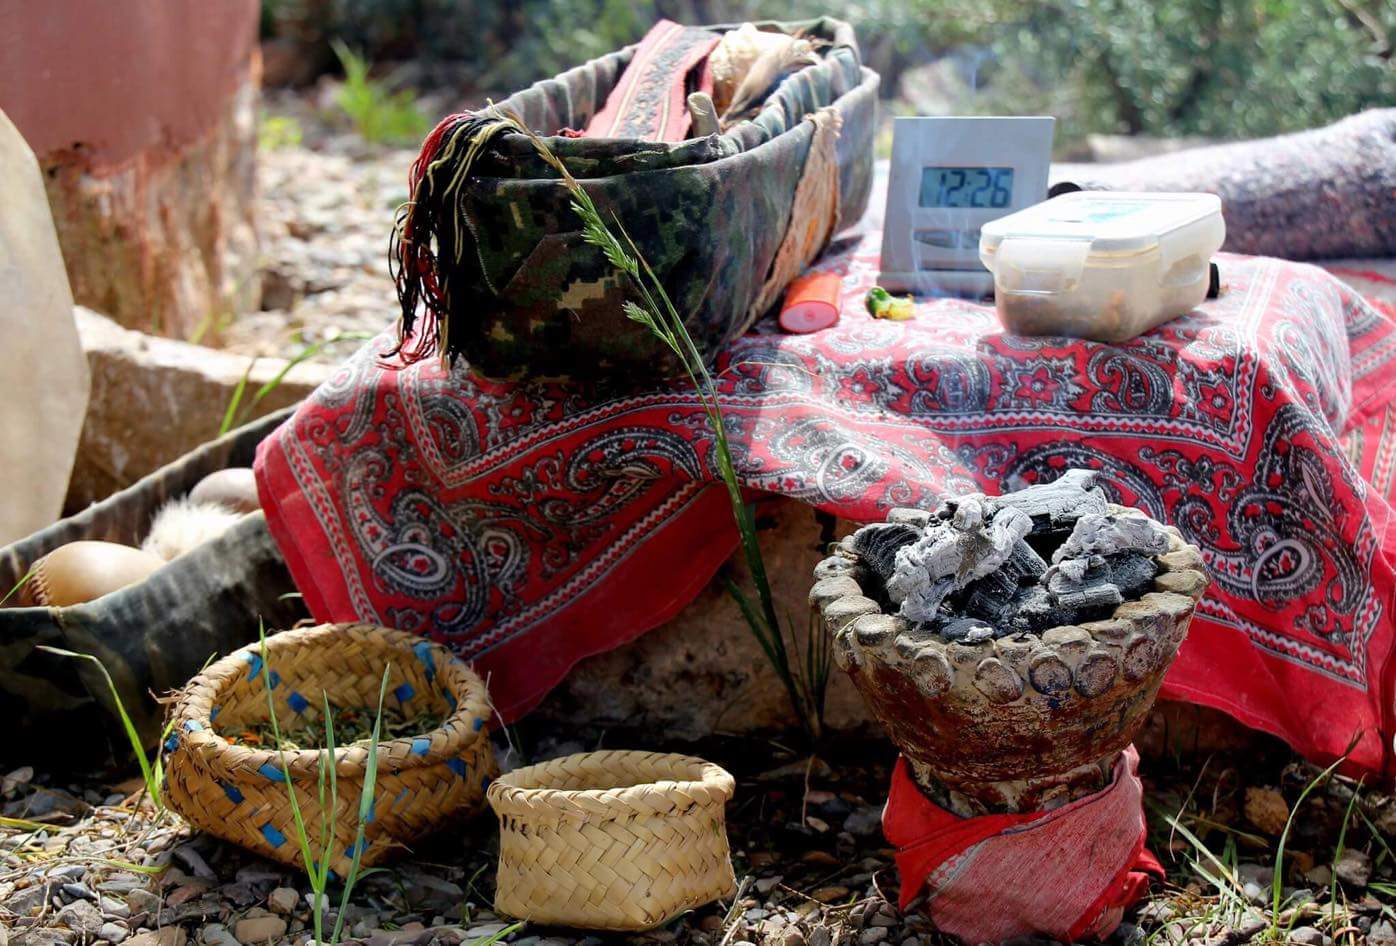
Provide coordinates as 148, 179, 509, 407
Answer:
865, 286, 915, 320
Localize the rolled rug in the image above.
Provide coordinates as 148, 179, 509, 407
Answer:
1057, 108, 1396, 260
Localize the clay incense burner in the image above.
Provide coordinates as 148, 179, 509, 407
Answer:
810, 470, 1209, 814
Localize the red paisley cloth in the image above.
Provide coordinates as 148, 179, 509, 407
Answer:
883, 747, 1163, 942
256, 203, 1396, 778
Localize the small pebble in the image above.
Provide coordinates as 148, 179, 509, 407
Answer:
124, 890, 161, 915
98, 924, 129, 945
811, 885, 849, 903
860, 929, 889, 946
808, 928, 832, 946
1334, 849, 1372, 888
233, 916, 288, 945
267, 887, 300, 915
60, 883, 97, 903
754, 876, 782, 894
199, 926, 238, 946
843, 806, 882, 839
1287, 927, 1327, 946
125, 931, 187, 946
171, 846, 217, 882
55, 899, 104, 936
1304, 865, 1332, 886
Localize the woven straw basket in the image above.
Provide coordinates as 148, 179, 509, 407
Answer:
164, 623, 496, 875
488, 751, 737, 930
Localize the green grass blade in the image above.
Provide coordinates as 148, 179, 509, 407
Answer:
2, 567, 35, 606
470, 922, 524, 946
331, 664, 391, 945
220, 358, 258, 436
248, 331, 375, 414
1271, 745, 1355, 931
36, 646, 160, 809
1330, 780, 1363, 928
258, 624, 322, 905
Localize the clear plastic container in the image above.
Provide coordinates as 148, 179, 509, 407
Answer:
978, 192, 1225, 342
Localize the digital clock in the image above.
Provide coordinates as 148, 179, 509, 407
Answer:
919, 167, 1014, 209
879, 117, 1055, 298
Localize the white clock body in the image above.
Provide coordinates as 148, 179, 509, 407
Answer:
878, 116, 1055, 298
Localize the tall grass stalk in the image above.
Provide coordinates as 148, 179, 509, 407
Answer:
1328, 782, 1362, 931
1271, 753, 1352, 929
220, 330, 375, 435
1, 567, 35, 606
258, 624, 390, 946
36, 646, 177, 810
495, 110, 827, 737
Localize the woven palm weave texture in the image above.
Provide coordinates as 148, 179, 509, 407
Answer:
488, 751, 737, 930
164, 623, 497, 875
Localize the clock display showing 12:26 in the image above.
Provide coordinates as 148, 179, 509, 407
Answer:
918, 166, 1015, 209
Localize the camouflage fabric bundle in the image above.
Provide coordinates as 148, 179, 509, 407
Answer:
0, 410, 303, 771
390, 18, 878, 383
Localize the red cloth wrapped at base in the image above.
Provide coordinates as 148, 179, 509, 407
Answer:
882, 747, 1163, 943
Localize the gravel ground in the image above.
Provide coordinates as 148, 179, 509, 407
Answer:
3, 722, 1396, 946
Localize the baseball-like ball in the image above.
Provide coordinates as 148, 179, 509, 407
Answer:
188, 468, 260, 514
18, 541, 166, 608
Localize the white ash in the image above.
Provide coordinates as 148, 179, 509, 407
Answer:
984, 469, 1108, 525
886, 503, 1031, 623
1049, 513, 1171, 563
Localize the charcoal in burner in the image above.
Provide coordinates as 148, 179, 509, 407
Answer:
847, 522, 922, 585
1009, 584, 1117, 632
1105, 552, 1160, 600
954, 537, 1048, 625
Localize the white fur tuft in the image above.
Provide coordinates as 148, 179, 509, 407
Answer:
142, 499, 244, 562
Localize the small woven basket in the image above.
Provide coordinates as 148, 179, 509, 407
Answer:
164, 623, 496, 875
488, 750, 737, 930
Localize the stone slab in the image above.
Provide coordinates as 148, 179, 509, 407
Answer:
67, 307, 333, 510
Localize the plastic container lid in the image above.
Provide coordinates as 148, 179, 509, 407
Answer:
981, 191, 1223, 257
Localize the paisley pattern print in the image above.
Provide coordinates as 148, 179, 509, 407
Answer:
258, 221, 1396, 775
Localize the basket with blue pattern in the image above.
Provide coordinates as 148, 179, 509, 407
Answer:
163, 623, 496, 873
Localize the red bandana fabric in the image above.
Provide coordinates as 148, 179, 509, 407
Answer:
882, 748, 1163, 942
255, 202, 1396, 779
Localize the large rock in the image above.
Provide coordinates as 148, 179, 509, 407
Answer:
533, 497, 872, 737
0, 109, 89, 546
0, 3, 261, 339
67, 308, 333, 510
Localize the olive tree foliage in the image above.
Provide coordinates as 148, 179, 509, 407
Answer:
262, 0, 1393, 143
973, 0, 1394, 142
